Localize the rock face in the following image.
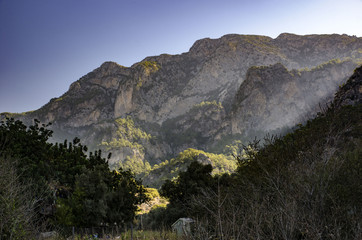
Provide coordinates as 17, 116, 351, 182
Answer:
162, 101, 226, 153
231, 59, 358, 136
333, 65, 362, 108
3, 33, 362, 168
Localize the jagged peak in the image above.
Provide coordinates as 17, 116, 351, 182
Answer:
99, 61, 125, 69
66, 61, 126, 92
275, 32, 301, 39
189, 37, 219, 56
86, 61, 126, 77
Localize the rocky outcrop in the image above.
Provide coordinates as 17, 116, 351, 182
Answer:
3, 33, 362, 170
32, 61, 128, 128
230, 59, 359, 136
333, 65, 362, 108
161, 101, 226, 153
274, 33, 362, 67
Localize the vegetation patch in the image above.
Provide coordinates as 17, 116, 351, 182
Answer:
193, 100, 223, 110
140, 61, 160, 74
0, 118, 148, 238
242, 35, 285, 56
101, 116, 152, 152
143, 148, 236, 188
100, 116, 153, 174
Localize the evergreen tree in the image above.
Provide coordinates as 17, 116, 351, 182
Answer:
0, 118, 149, 231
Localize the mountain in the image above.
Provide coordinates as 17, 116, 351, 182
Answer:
2, 33, 362, 179
155, 64, 362, 239
231, 59, 357, 136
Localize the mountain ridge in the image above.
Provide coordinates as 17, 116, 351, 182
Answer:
2, 33, 362, 176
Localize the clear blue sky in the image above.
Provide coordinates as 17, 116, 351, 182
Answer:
1, 0, 361, 113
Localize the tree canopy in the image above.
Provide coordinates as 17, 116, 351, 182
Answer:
0, 118, 148, 238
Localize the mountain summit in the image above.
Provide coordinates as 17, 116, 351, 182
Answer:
3, 33, 362, 175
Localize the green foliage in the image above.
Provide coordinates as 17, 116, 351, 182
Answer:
160, 161, 214, 203
300, 58, 354, 72
175, 148, 236, 174
115, 116, 152, 141
106, 168, 149, 225
53, 97, 63, 102
58, 154, 149, 228
0, 118, 53, 196
137, 188, 168, 217
119, 155, 151, 174
100, 116, 152, 174
140, 61, 160, 73
144, 188, 160, 200
67, 164, 110, 227
193, 100, 223, 110
144, 148, 236, 188
159, 161, 215, 226
221, 139, 243, 156
241, 35, 282, 56
101, 116, 151, 152
136, 76, 143, 89
311, 58, 343, 70
55, 198, 74, 227
0, 118, 149, 231
101, 137, 143, 151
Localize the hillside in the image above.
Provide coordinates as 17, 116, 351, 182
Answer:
2, 33, 362, 177
154, 64, 362, 239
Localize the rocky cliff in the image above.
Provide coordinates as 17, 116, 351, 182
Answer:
333, 65, 362, 108
3, 33, 362, 173
231, 59, 358, 137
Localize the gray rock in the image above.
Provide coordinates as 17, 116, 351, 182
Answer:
3, 33, 362, 171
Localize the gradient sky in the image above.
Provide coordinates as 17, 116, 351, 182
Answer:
1, 0, 362, 113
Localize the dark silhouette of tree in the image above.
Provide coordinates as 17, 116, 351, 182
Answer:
0, 118, 149, 232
